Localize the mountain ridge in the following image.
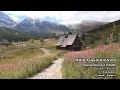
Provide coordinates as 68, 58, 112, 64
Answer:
0, 12, 17, 28
0, 12, 71, 34
15, 17, 70, 33
85, 19, 120, 46
68, 20, 108, 33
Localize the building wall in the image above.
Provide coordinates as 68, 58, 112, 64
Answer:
72, 35, 82, 50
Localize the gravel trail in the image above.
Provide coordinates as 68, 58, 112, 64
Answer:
30, 58, 64, 79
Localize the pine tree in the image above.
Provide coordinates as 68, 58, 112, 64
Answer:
113, 22, 116, 31
82, 32, 85, 41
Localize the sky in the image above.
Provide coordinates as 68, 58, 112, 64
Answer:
3, 11, 120, 25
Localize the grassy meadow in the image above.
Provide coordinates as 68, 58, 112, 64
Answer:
62, 23, 120, 79
0, 39, 64, 79
0, 34, 119, 79
62, 43, 120, 79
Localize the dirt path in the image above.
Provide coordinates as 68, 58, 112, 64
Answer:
29, 48, 64, 79
40, 48, 50, 55
30, 58, 64, 79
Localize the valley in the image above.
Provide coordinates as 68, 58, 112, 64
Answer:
0, 39, 65, 79
0, 11, 120, 79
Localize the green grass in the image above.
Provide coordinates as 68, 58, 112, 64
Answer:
0, 39, 64, 79
62, 60, 96, 79
62, 43, 120, 79
0, 45, 56, 79
86, 20, 120, 47
0, 54, 57, 79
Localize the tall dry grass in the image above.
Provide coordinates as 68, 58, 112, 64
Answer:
64, 43, 120, 60
0, 39, 62, 79
0, 54, 57, 79
62, 43, 120, 79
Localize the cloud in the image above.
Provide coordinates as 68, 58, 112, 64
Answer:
9, 15, 19, 22
60, 11, 120, 25
3, 11, 120, 25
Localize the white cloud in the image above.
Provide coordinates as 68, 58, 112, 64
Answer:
9, 15, 20, 22
3, 11, 120, 25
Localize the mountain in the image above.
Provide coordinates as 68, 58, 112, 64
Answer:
68, 20, 108, 33
0, 12, 71, 41
0, 12, 17, 28
0, 27, 51, 42
86, 19, 120, 46
0, 27, 26, 41
0, 12, 70, 34
15, 17, 36, 32
15, 17, 70, 34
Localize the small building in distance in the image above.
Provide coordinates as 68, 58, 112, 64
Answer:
51, 33, 58, 39
0, 39, 11, 47
56, 33, 83, 51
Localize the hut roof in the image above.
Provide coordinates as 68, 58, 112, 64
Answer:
61, 34, 77, 47
56, 35, 65, 46
56, 34, 77, 47
0, 39, 11, 45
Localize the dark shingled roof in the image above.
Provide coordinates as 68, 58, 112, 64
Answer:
56, 35, 65, 46
56, 34, 77, 47
0, 39, 11, 45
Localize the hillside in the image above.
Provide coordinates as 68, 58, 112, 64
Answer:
0, 12, 17, 28
86, 19, 120, 46
0, 27, 51, 42
15, 17, 70, 34
68, 20, 107, 33
0, 12, 70, 38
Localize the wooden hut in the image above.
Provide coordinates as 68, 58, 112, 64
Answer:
56, 33, 83, 51
0, 39, 11, 47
